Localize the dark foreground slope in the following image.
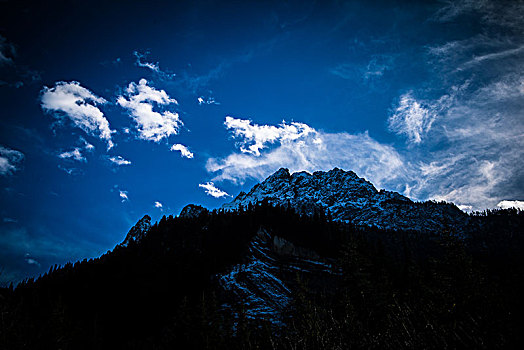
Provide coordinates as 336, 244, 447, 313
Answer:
1, 203, 523, 349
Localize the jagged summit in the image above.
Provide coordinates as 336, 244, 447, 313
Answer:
223, 167, 466, 233
179, 204, 208, 219
119, 214, 152, 247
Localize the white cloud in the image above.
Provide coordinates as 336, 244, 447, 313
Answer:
134, 51, 160, 72
119, 190, 129, 202
497, 200, 524, 210
59, 148, 86, 162
199, 182, 231, 198
117, 79, 182, 142
134, 51, 175, 79
399, 1, 524, 211
109, 156, 131, 166
197, 96, 220, 105
224, 116, 317, 156
208, 118, 407, 189
0, 145, 24, 176
398, 75, 524, 210
154, 201, 163, 208
388, 92, 438, 144
170, 144, 194, 159
79, 137, 95, 151
41, 81, 114, 149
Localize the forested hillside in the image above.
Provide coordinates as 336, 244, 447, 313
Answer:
1, 203, 523, 349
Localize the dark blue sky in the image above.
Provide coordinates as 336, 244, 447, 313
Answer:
1, 0, 523, 284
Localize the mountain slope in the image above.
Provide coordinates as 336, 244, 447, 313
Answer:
1, 170, 523, 349
223, 168, 466, 233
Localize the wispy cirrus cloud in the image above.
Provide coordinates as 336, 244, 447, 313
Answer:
41, 81, 115, 149
433, 0, 524, 30
199, 182, 231, 198
388, 92, 436, 144
133, 51, 175, 80
170, 144, 194, 159
0, 145, 24, 176
117, 79, 183, 142
390, 0, 524, 210
331, 54, 395, 84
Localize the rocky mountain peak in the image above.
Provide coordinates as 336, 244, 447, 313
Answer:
179, 204, 208, 219
223, 167, 466, 233
119, 214, 152, 247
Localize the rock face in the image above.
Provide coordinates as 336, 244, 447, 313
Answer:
119, 215, 152, 247
223, 168, 467, 233
179, 204, 208, 219
217, 228, 339, 324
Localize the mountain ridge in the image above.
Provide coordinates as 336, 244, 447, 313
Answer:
222, 167, 466, 233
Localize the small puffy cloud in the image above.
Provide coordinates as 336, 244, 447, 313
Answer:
109, 156, 131, 166
80, 137, 95, 151
41, 81, 115, 149
24, 254, 40, 267
154, 201, 163, 208
59, 148, 86, 162
199, 182, 231, 198
119, 190, 129, 202
197, 96, 219, 105
0, 145, 24, 176
224, 116, 316, 156
170, 144, 194, 159
497, 200, 524, 210
117, 79, 182, 142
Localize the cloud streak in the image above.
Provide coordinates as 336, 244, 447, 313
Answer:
59, 148, 86, 162
109, 156, 131, 166
199, 182, 231, 198
134, 51, 175, 80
